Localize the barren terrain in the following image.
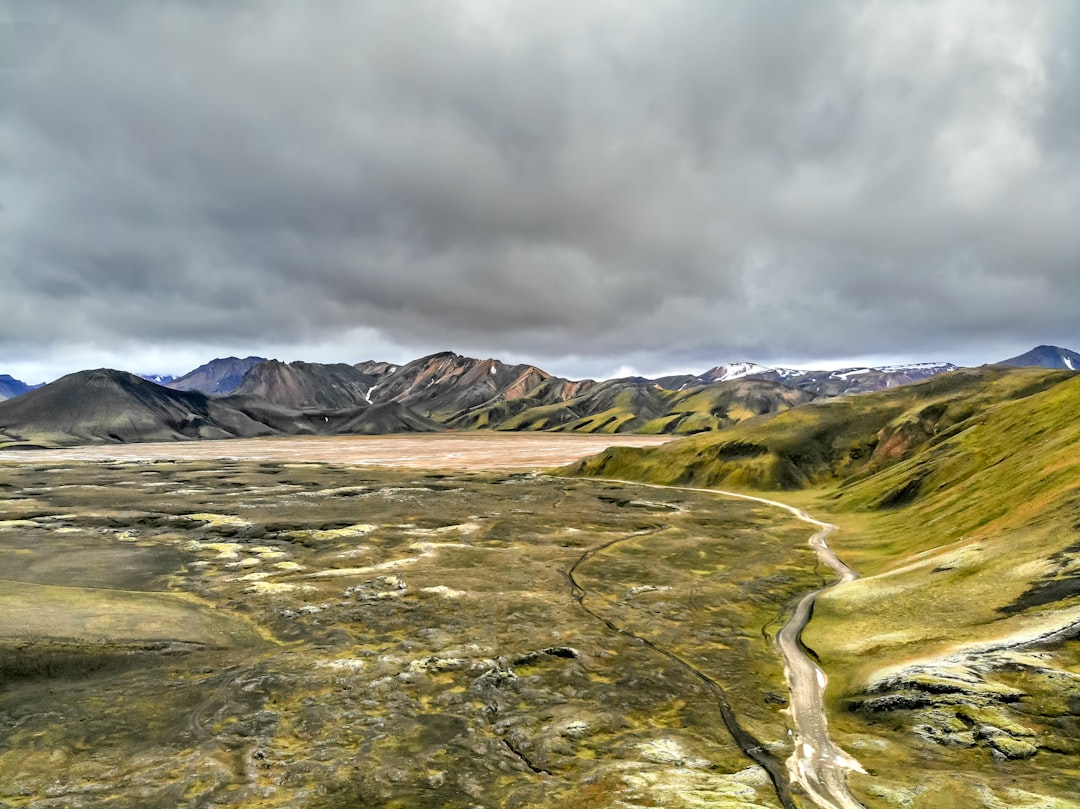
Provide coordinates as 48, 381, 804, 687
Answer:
0, 433, 673, 469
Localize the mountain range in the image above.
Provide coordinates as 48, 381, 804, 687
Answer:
6, 342, 1080, 802
0, 345, 1076, 448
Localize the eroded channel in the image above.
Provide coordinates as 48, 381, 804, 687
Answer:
594, 480, 868, 809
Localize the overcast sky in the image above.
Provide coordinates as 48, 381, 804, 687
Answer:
3, 0, 1078, 383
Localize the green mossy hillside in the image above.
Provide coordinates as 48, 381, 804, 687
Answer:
567, 366, 1072, 490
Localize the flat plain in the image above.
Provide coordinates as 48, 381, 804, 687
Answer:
0, 436, 820, 808
0, 434, 674, 469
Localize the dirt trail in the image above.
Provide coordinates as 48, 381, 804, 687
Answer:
592, 479, 867, 809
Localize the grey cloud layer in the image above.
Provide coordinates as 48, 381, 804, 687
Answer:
3, 0, 1079, 373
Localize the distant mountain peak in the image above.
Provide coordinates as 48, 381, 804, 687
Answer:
998, 345, 1080, 371
699, 361, 774, 383
137, 373, 175, 386
0, 373, 33, 402
169, 356, 268, 395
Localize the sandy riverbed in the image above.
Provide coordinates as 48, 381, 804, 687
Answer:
0, 433, 674, 470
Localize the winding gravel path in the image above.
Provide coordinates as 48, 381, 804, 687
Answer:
592, 479, 867, 809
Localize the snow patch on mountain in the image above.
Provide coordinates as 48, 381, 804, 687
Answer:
876, 362, 958, 374
138, 373, 175, 385
701, 361, 773, 382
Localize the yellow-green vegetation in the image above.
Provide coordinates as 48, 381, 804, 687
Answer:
570, 366, 1071, 488
0, 459, 823, 808
446, 378, 812, 435
569, 366, 1080, 807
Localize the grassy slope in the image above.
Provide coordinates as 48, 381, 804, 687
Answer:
808, 374, 1080, 806
568, 367, 1070, 488
566, 367, 1080, 807
459, 379, 814, 436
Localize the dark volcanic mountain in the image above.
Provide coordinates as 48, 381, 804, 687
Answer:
169, 356, 268, 395
998, 344, 1080, 371
354, 360, 401, 377
0, 374, 32, 402
0, 369, 442, 449
324, 402, 443, 434
0, 370, 275, 447
231, 360, 381, 409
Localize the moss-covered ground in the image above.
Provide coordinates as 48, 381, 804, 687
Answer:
0, 459, 822, 808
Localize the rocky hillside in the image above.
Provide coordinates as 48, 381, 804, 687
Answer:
364, 351, 589, 416
234, 352, 814, 436
169, 356, 268, 395
451, 376, 814, 435
7, 346, 1072, 447
0, 370, 272, 447
231, 360, 379, 410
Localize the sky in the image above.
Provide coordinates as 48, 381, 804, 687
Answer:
3, 0, 1079, 384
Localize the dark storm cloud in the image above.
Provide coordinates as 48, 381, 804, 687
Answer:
3, 0, 1079, 378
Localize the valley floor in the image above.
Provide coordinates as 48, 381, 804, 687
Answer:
3, 436, 1078, 808
0, 433, 673, 469
0, 455, 815, 809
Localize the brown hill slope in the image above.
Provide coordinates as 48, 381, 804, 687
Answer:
368, 351, 592, 417
231, 360, 380, 410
